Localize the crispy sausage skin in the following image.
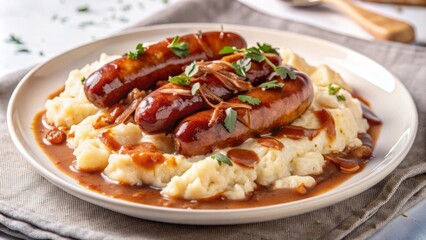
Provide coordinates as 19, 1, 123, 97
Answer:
173, 68, 314, 156
135, 54, 281, 134
84, 32, 247, 108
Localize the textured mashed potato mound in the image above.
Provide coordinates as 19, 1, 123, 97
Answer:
45, 54, 120, 128
163, 106, 361, 200
162, 157, 257, 200
279, 48, 353, 92
104, 153, 193, 188
51, 49, 370, 201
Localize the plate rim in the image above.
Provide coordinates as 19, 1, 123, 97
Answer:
6, 23, 419, 223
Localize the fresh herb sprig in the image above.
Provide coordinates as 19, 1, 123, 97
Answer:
237, 95, 261, 105
77, 5, 90, 12
223, 107, 237, 133
81, 77, 86, 84
211, 153, 233, 166
168, 75, 191, 86
219, 43, 296, 80
328, 84, 346, 102
7, 34, 24, 45
259, 80, 284, 90
185, 61, 198, 77
191, 82, 200, 95
231, 57, 251, 78
168, 36, 189, 58
125, 43, 145, 60
168, 61, 199, 86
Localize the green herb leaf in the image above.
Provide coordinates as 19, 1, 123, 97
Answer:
168, 75, 191, 86
259, 80, 284, 90
223, 107, 237, 133
168, 36, 189, 58
219, 46, 237, 55
211, 153, 233, 166
191, 82, 200, 95
79, 21, 95, 28
257, 42, 278, 55
274, 66, 296, 80
245, 47, 265, 62
125, 43, 145, 60
231, 57, 252, 78
77, 5, 90, 12
328, 84, 342, 95
81, 77, 86, 84
17, 48, 30, 53
336, 95, 346, 102
328, 84, 346, 102
185, 61, 199, 77
7, 34, 24, 45
237, 95, 261, 106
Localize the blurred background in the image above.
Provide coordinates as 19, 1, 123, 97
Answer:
0, 0, 425, 78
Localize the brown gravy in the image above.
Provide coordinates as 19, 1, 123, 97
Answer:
32, 111, 381, 209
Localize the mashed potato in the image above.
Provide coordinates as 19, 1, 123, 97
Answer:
45, 48, 369, 201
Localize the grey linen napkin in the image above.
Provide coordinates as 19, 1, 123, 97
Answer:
1, 0, 425, 239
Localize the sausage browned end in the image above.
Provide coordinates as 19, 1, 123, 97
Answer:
84, 32, 247, 108
135, 54, 281, 134
173, 68, 314, 156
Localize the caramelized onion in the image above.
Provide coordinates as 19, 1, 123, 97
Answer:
114, 98, 142, 125
194, 34, 214, 58
158, 89, 192, 96
208, 101, 252, 126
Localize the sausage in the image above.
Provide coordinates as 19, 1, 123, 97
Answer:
84, 31, 247, 108
135, 54, 281, 134
173, 67, 314, 156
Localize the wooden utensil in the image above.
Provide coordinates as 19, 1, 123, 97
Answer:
290, 0, 415, 43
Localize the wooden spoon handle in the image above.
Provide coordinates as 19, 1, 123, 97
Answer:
323, 0, 415, 43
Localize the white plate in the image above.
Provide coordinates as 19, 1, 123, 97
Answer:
7, 23, 418, 225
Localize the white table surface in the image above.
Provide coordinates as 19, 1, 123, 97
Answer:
0, 0, 424, 239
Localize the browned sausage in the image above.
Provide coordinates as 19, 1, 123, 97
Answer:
84, 32, 247, 108
173, 67, 314, 156
135, 54, 281, 134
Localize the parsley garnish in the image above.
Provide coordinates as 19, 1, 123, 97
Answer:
168, 36, 189, 58
328, 84, 346, 102
168, 61, 198, 86
328, 84, 341, 95
17, 48, 30, 53
191, 82, 200, 95
257, 42, 278, 55
218, 43, 296, 80
7, 34, 24, 45
211, 153, 233, 166
77, 5, 90, 12
219, 46, 237, 55
259, 80, 284, 90
81, 77, 86, 84
231, 57, 251, 78
274, 66, 296, 80
237, 95, 261, 106
336, 95, 346, 102
245, 47, 265, 62
125, 43, 145, 60
185, 61, 198, 77
168, 75, 191, 86
224, 108, 237, 133
79, 21, 95, 28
